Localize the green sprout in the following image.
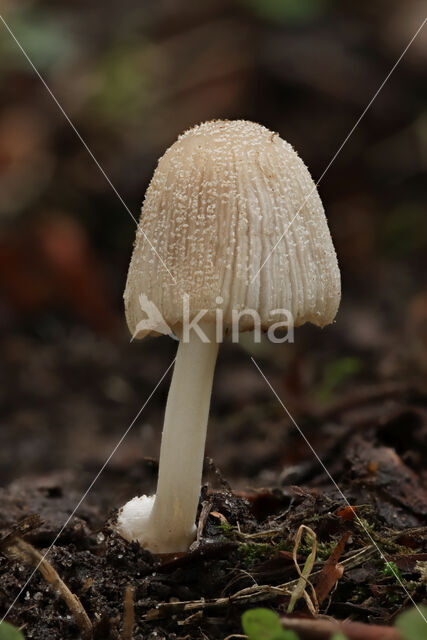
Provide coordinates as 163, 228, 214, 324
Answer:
382, 561, 402, 581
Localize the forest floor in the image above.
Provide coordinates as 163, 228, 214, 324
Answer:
0, 324, 427, 640
0, 311, 426, 639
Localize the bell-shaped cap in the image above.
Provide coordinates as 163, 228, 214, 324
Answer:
125, 120, 340, 337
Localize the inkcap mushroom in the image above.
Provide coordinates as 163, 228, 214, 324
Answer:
117, 120, 340, 553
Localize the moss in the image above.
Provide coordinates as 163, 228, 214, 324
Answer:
237, 542, 274, 562
299, 539, 335, 560
351, 585, 370, 603
236, 536, 294, 563
218, 521, 235, 536
382, 561, 402, 581
275, 539, 294, 553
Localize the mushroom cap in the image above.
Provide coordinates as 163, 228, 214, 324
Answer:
125, 120, 340, 338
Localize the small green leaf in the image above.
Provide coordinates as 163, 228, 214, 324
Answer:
242, 608, 282, 639
0, 621, 25, 640
242, 608, 298, 640
331, 633, 349, 640
394, 605, 427, 640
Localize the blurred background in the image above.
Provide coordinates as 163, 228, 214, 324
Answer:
0, 0, 426, 507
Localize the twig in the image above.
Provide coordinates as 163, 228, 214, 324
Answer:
221, 568, 258, 597
177, 610, 203, 626
143, 544, 376, 621
2, 536, 92, 639
340, 544, 376, 569
122, 585, 135, 640
280, 615, 403, 639
236, 527, 285, 540
389, 525, 427, 541
145, 583, 293, 621
196, 499, 213, 543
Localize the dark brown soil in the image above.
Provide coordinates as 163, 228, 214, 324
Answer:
1, 378, 426, 639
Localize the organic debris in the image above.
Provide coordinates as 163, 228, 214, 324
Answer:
1, 532, 92, 639
1, 466, 426, 639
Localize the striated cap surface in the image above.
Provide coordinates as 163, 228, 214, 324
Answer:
125, 120, 340, 337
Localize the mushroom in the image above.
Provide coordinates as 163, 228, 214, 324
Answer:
117, 120, 340, 553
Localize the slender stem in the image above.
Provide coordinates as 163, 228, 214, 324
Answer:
148, 323, 219, 550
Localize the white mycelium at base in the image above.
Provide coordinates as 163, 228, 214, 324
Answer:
117, 495, 196, 553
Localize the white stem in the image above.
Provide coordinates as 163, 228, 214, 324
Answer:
149, 323, 218, 550
117, 323, 219, 552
